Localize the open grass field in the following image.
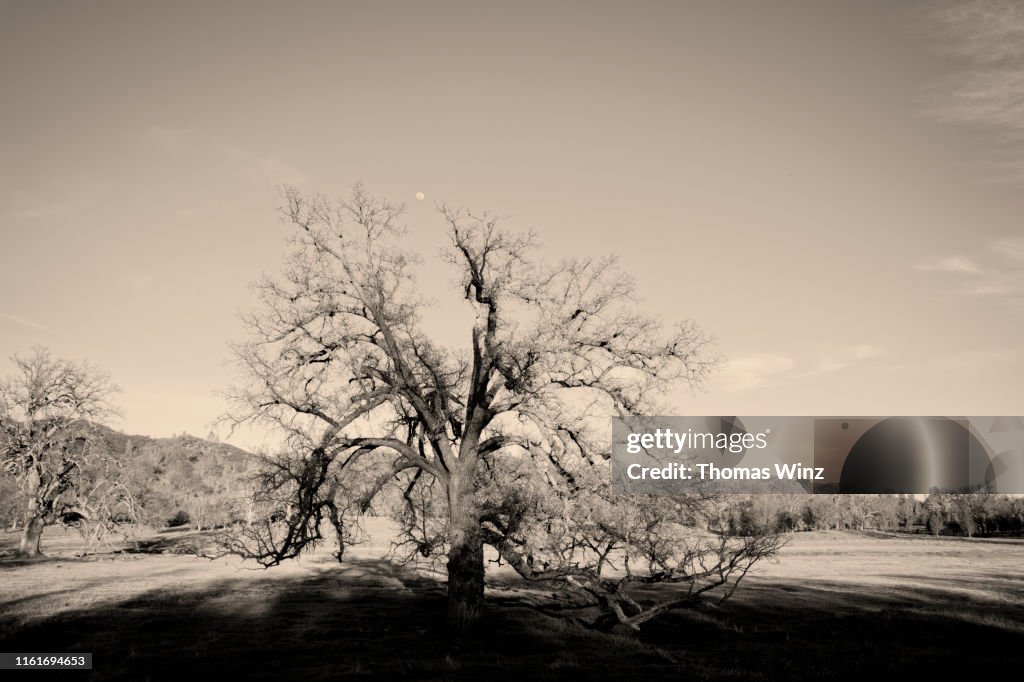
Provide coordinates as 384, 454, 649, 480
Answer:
1, 522, 1022, 680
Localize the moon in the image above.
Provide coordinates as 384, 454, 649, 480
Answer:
415, 192, 425, 201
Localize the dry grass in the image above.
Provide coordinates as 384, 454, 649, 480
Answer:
1, 523, 1023, 680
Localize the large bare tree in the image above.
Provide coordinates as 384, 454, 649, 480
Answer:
0, 347, 124, 558
224, 185, 781, 630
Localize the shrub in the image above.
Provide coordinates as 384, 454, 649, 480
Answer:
167, 510, 191, 528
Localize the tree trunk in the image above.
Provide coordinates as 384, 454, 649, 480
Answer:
446, 477, 485, 632
17, 515, 45, 558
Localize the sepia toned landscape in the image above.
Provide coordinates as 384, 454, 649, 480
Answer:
4, 1, 1024, 679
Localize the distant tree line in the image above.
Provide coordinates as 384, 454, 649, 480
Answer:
719, 493, 1024, 538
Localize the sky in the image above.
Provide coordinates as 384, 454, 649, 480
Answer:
2, 0, 1024, 450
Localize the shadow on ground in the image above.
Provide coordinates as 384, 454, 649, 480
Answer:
1, 556, 1022, 680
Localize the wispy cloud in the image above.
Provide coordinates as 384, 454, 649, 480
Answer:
2, 179, 110, 223
131, 126, 307, 187
915, 236, 1024, 302
222, 144, 308, 186
941, 348, 1013, 369
0, 312, 48, 331
914, 256, 980, 273
4, 203, 70, 221
715, 354, 795, 393
925, 0, 1024, 180
814, 345, 883, 374
714, 345, 883, 393
133, 125, 195, 154
990, 237, 1024, 261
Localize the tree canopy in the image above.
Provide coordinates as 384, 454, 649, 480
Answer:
0, 347, 124, 557
221, 184, 780, 630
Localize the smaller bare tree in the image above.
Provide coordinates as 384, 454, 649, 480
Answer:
0, 347, 124, 558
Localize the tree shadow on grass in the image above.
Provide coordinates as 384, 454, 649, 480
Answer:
0, 554, 67, 569
2, 561, 1023, 681
641, 576, 1024, 680
0, 558, 664, 681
